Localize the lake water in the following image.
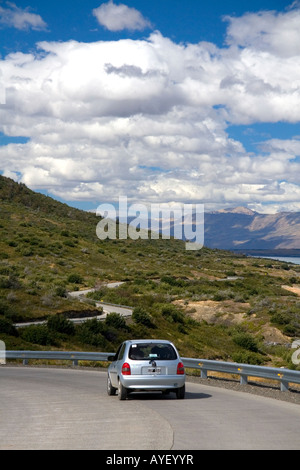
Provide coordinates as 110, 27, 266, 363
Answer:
255, 256, 300, 265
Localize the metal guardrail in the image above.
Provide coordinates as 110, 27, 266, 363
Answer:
5, 350, 112, 365
4, 350, 300, 392
182, 357, 300, 392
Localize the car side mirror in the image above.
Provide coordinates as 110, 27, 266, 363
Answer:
107, 355, 116, 362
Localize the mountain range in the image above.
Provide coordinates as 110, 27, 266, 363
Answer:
1, 174, 300, 251
146, 205, 300, 251
203, 206, 300, 251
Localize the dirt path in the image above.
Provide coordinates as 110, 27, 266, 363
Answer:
282, 285, 300, 296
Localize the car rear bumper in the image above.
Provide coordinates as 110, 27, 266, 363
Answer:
121, 374, 186, 390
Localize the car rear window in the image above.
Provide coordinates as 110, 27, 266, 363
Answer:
129, 342, 177, 361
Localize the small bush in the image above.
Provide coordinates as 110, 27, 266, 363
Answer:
213, 289, 235, 301
47, 315, 75, 335
232, 332, 258, 352
63, 239, 75, 247
0, 299, 13, 316
67, 273, 83, 284
20, 325, 57, 346
21, 248, 33, 257
161, 304, 184, 324
161, 276, 186, 288
0, 317, 18, 336
76, 318, 108, 347
132, 307, 155, 328
86, 289, 107, 301
105, 312, 127, 329
232, 351, 264, 365
0, 275, 22, 289
283, 324, 299, 336
55, 286, 67, 298
271, 311, 289, 325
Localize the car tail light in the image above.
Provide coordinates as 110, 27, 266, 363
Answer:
121, 362, 131, 375
177, 362, 185, 375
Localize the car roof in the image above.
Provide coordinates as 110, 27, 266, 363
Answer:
126, 339, 173, 345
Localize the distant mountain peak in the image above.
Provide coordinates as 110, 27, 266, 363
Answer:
215, 206, 256, 216
204, 205, 300, 249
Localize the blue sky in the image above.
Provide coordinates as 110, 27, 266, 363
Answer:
0, 1, 292, 44
0, 0, 300, 213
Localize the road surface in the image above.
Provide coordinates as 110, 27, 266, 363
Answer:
15, 282, 132, 327
1, 367, 300, 450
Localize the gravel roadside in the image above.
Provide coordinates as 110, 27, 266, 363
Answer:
186, 374, 300, 405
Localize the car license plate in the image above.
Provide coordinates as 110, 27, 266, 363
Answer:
148, 367, 161, 374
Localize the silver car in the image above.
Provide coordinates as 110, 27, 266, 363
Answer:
107, 339, 186, 400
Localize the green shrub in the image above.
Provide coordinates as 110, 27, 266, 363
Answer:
232, 332, 258, 352
232, 351, 264, 365
105, 312, 127, 329
67, 273, 83, 284
132, 307, 155, 328
55, 286, 67, 298
0, 275, 22, 289
283, 324, 299, 336
0, 299, 13, 316
21, 248, 33, 257
86, 289, 107, 301
47, 315, 75, 335
271, 312, 290, 325
76, 318, 108, 347
213, 289, 235, 301
61, 230, 70, 237
20, 325, 57, 346
161, 304, 184, 324
161, 276, 186, 288
0, 317, 18, 336
63, 239, 75, 247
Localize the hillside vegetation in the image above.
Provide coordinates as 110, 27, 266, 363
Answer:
1, 175, 300, 369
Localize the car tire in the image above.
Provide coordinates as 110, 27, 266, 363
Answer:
107, 375, 117, 396
176, 384, 185, 399
118, 379, 128, 400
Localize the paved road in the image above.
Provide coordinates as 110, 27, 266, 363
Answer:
68, 282, 133, 319
96, 302, 133, 318
15, 281, 132, 327
1, 367, 300, 450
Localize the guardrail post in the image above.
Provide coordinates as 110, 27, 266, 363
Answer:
23, 358, 28, 365
201, 369, 207, 379
72, 359, 78, 366
240, 374, 248, 385
280, 380, 289, 392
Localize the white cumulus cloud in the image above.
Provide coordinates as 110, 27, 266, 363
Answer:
1, 5, 300, 212
0, 1, 47, 31
224, 4, 300, 57
92, 1, 152, 32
